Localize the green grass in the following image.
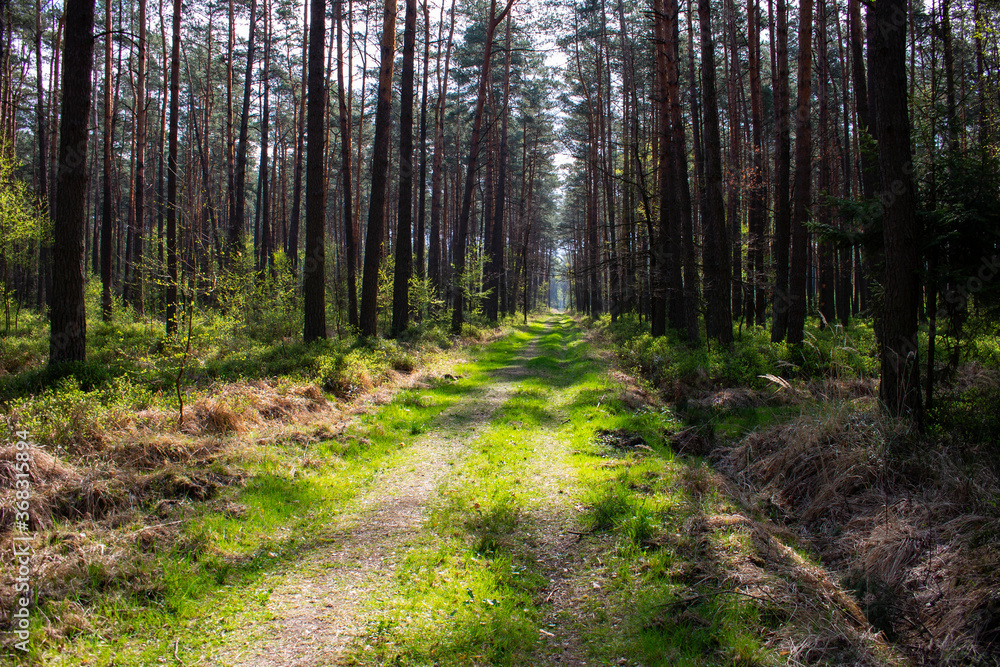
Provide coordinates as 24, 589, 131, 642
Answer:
344, 314, 802, 666
6, 313, 904, 666
13, 344, 479, 665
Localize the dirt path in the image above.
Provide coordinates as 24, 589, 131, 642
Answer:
224, 326, 550, 667
207, 315, 896, 667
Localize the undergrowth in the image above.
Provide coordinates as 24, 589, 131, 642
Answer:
602, 310, 1000, 664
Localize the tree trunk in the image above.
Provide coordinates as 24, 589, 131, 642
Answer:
697, 0, 733, 344
392, 0, 417, 336
303, 0, 327, 342
100, 0, 113, 321
870, 0, 921, 421
359, 0, 397, 337
331, 0, 356, 328
428, 0, 457, 298
450, 0, 517, 334
769, 0, 791, 341
747, 0, 766, 326
817, 0, 836, 328
50, 0, 95, 365
256, 0, 272, 274
287, 0, 307, 273
785, 0, 812, 346
725, 0, 743, 323
165, 0, 181, 334
229, 0, 257, 260
415, 1, 431, 283
485, 15, 512, 324
127, 0, 146, 313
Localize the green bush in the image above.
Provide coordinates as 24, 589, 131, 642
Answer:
607, 314, 879, 395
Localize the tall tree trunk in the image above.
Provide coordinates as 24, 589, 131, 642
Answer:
697, 0, 733, 344
256, 0, 272, 274
849, 0, 877, 199
332, 0, 356, 328
485, 15, 512, 324
287, 0, 307, 273
33, 0, 47, 308
225, 0, 235, 262
450, 0, 517, 334
725, 0, 743, 323
263, 0, 275, 274
165, 0, 181, 334
229, 0, 257, 260
769, 0, 791, 341
870, 0, 921, 421
392, 0, 417, 335
127, 0, 146, 313
428, 0, 457, 297
50, 0, 95, 364
359, 0, 398, 337
303, 0, 327, 342
415, 0, 431, 283
785, 0, 812, 346
747, 0, 766, 326
666, 0, 693, 337
668, 0, 699, 343
817, 0, 835, 328
100, 0, 113, 321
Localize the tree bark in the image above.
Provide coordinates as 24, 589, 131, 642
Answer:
287, 0, 307, 274
50, 0, 95, 364
303, 0, 327, 342
817, 0, 836, 328
428, 0, 457, 298
127, 0, 146, 313
392, 0, 417, 336
785, 0, 812, 346
697, 0, 732, 344
359, 0, 398, 337
450, 0, 517, 334
870, 0, 922, 421
165, 0, 181, 334
485, 15, 512, 324
255, 0, 272, 274
415, 0, 431, 283
100, 0, 113, 321
228, 0, 257, 261
769, 0, 791, 341
747, 0, 766, 326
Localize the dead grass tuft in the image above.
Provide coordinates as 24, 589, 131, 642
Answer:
182, 380, 328, 435
715, 406, 900, 525
0, 444, 79, 487
714, 403, 1000, 663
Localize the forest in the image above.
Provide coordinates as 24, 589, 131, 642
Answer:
1, 0, 1000, 661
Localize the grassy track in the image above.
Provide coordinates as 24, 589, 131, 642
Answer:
17, 314, 900, 666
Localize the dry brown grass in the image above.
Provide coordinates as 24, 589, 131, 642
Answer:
181, 380, 328, 435
713, 402, 1000, 664
0, 358, 448, 639
0, 379, 338, 635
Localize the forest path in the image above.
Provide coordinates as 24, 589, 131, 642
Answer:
206, 314, 898, 667
219, 315, 600, 667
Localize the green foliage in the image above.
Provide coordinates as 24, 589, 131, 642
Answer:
0, 148, 48, 332
314, 338, 420, 397
216, 249, 301, 343
407, 275, 445, 322
606, 314, 878, 395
